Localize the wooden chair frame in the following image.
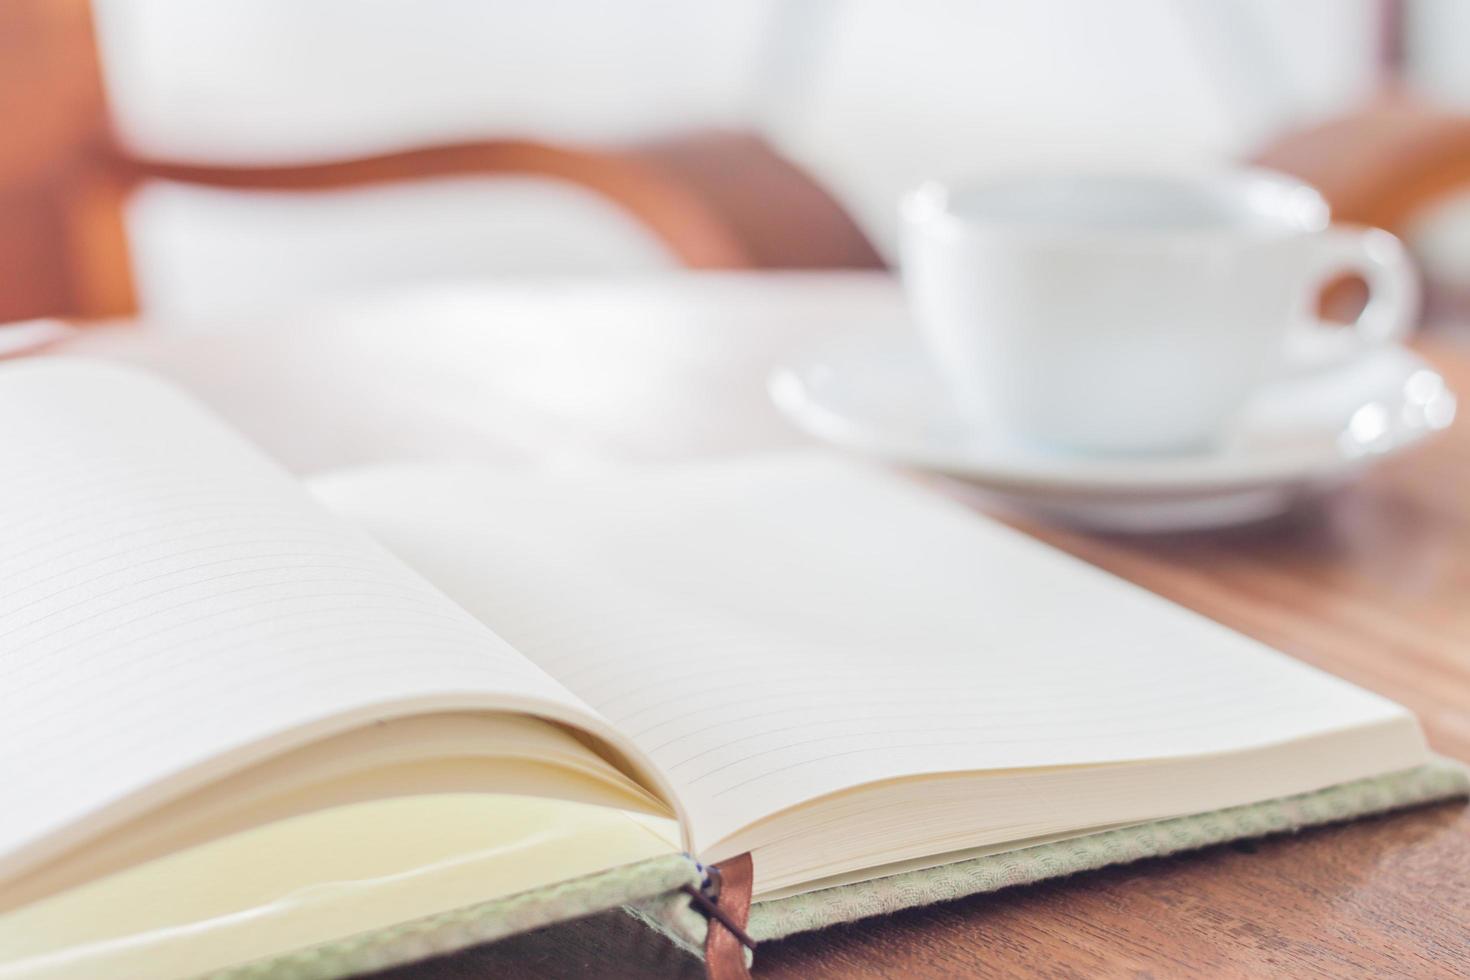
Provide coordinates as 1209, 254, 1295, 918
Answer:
1, 0, 882, 322
7, 0, 1470, 324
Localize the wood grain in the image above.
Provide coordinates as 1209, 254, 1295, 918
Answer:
378, 338, 1470, 978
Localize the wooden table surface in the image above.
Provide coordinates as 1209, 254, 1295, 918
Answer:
52, 277, 1470, 977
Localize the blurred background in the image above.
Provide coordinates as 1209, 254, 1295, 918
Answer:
6, 0, 1470, 329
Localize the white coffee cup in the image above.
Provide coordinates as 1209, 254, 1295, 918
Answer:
899, 169, 1420, 455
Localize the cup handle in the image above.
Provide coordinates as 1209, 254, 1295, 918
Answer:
1299, 224, 1421, 346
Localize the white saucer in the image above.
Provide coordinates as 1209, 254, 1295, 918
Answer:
770, 335, 1456, 532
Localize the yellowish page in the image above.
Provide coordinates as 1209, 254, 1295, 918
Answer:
5, 712, 668, 912
0, 795, 681, 980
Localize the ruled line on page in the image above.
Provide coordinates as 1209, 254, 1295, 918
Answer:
0, 361, 598, 872
310, 455, 1412, 851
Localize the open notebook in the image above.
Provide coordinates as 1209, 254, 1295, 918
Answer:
0, 359, 1463, 980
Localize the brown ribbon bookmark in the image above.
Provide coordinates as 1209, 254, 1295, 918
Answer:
684, 853, 755, 980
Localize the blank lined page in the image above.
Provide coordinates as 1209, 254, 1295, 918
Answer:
312, 455, 1420, 853
0, 360, 597, 883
